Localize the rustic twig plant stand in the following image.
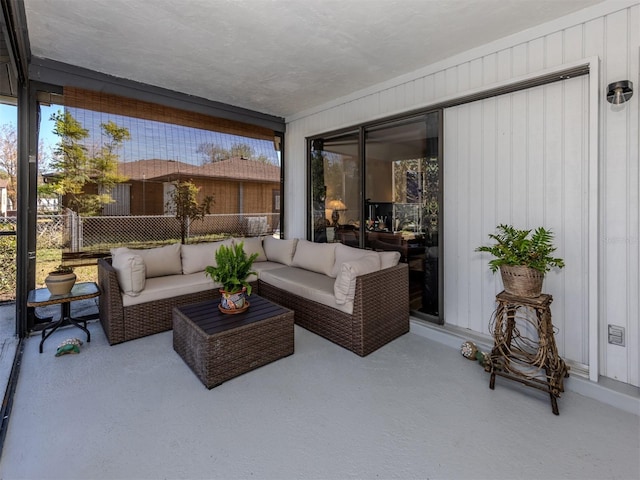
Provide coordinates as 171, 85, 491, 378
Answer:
486, 291, 570, 415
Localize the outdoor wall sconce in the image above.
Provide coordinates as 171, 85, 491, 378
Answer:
606, 80, 633, 104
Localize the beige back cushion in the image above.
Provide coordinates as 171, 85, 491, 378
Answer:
113, 243, 182, 278
291, 239, 337, 276
263, 236, 298, 265
235, 237, 267, 262
181, 239, 233, 274
331, 243, 379, 277
379, 251, 401, 269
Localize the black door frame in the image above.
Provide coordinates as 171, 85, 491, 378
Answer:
307, 108, 444, 325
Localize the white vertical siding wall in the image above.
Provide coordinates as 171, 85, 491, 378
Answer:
444, 76, 590, 368
285, 2, 640, 386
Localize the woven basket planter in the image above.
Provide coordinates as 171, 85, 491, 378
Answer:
500, 265, 544, 298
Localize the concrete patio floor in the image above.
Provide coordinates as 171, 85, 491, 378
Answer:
0, 305, 638, 480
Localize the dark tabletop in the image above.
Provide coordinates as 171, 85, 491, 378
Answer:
174, 294, 292, 335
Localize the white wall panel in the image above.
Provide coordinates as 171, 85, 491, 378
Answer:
528, 38, 545, 72
444, 76, 589, 370
482, 53, 498, 85
512, 43, 528, 76
285, 2, 640, 386
545, 31, 564, 67
600, 6, 639, 385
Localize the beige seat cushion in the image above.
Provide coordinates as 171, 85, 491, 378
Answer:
121, 272, 220, 307
259, 266, 354, 314
252, 261, 287, 276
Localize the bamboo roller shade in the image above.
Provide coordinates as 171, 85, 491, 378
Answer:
63, 87, 275, 141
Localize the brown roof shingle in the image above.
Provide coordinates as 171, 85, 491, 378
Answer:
117, 158, 280, 183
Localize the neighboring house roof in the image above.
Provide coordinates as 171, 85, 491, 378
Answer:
117, 158, 280, 183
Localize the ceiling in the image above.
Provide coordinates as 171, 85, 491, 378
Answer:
22, 0, 604, 119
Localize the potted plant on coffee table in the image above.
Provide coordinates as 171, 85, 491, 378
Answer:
475, 224, 565, 297
205, 242, 259, 313
45, 264, 76, 296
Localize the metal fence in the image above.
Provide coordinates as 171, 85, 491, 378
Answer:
76, 212, 280, 251
37, 214, 67, 249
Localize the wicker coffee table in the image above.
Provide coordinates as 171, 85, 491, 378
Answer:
172, 294, 294, 389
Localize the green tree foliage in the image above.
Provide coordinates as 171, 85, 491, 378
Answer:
0, 123, 17, 209
43, 111, 129, 215
197, 142, 271, 164
165, 180, 214, 244
310, 150, 326, 204
93, 120, 130, 190
196, 143, 228, 163
310, 150, 327, 229
0, 223, 16, 300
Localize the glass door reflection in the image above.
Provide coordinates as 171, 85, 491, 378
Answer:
364, 113, 440, 317
309, 132, 360, 245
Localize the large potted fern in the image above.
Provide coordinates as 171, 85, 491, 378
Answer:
476, 224, 564, 297
205, 242, 258, 313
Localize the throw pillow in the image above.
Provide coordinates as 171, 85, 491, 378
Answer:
334, 254, 381, 304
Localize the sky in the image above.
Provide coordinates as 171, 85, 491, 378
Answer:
0, 103, 16, 127
0, 102, 61, 156
0, 103, 280, 170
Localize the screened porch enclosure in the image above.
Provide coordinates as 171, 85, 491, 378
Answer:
37, 88, 283, 267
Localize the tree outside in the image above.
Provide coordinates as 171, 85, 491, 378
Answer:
0, 123, 17, 211
39, 111, 130, 215
165, 180, 214, 244
197, 141, 272, 164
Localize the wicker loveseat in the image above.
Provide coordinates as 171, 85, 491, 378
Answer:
258, 265, 408, 356
98, 236, 409, 356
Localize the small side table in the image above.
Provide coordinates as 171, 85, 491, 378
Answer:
27, 282, 101, 354
486, 291, 570, 415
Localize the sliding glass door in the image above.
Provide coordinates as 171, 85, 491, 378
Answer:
308, 110, 441, 321
364, 114, 441, 318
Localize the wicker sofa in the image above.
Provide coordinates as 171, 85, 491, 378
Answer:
98, 236, 409, 356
